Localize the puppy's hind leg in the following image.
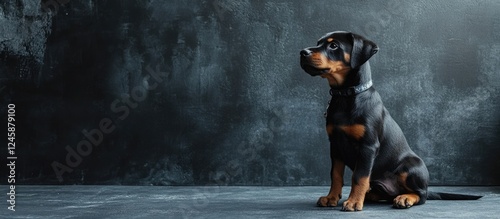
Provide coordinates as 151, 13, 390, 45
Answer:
393, 157, 429, 209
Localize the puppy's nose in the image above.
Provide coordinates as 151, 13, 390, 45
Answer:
300, 49, 312, 57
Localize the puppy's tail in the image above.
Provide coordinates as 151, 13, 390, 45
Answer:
427, 192, 482, 200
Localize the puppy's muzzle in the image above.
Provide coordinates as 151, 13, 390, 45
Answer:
300, 49, 329, 76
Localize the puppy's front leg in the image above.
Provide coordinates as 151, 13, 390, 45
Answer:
317, 159, 345, 207
342, 143, 378, 211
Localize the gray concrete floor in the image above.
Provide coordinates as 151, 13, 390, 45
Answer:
1, 186, 499, 218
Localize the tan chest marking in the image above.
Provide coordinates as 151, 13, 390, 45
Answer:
339, 124, 365, 140
326, 124, 366, 140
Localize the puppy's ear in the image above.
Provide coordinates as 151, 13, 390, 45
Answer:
350, 33, 379, 69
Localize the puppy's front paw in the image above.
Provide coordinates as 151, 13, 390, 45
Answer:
317, 196, 340, 207
341, 198, 363, 211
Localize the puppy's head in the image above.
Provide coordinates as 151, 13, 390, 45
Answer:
300, 31, 378, 86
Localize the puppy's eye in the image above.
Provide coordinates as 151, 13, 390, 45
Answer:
329, 43, 339, 50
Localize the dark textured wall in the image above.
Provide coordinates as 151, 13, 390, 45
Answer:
1, 0, 499, 185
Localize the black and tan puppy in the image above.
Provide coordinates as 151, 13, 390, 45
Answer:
300, 31, 481, 211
